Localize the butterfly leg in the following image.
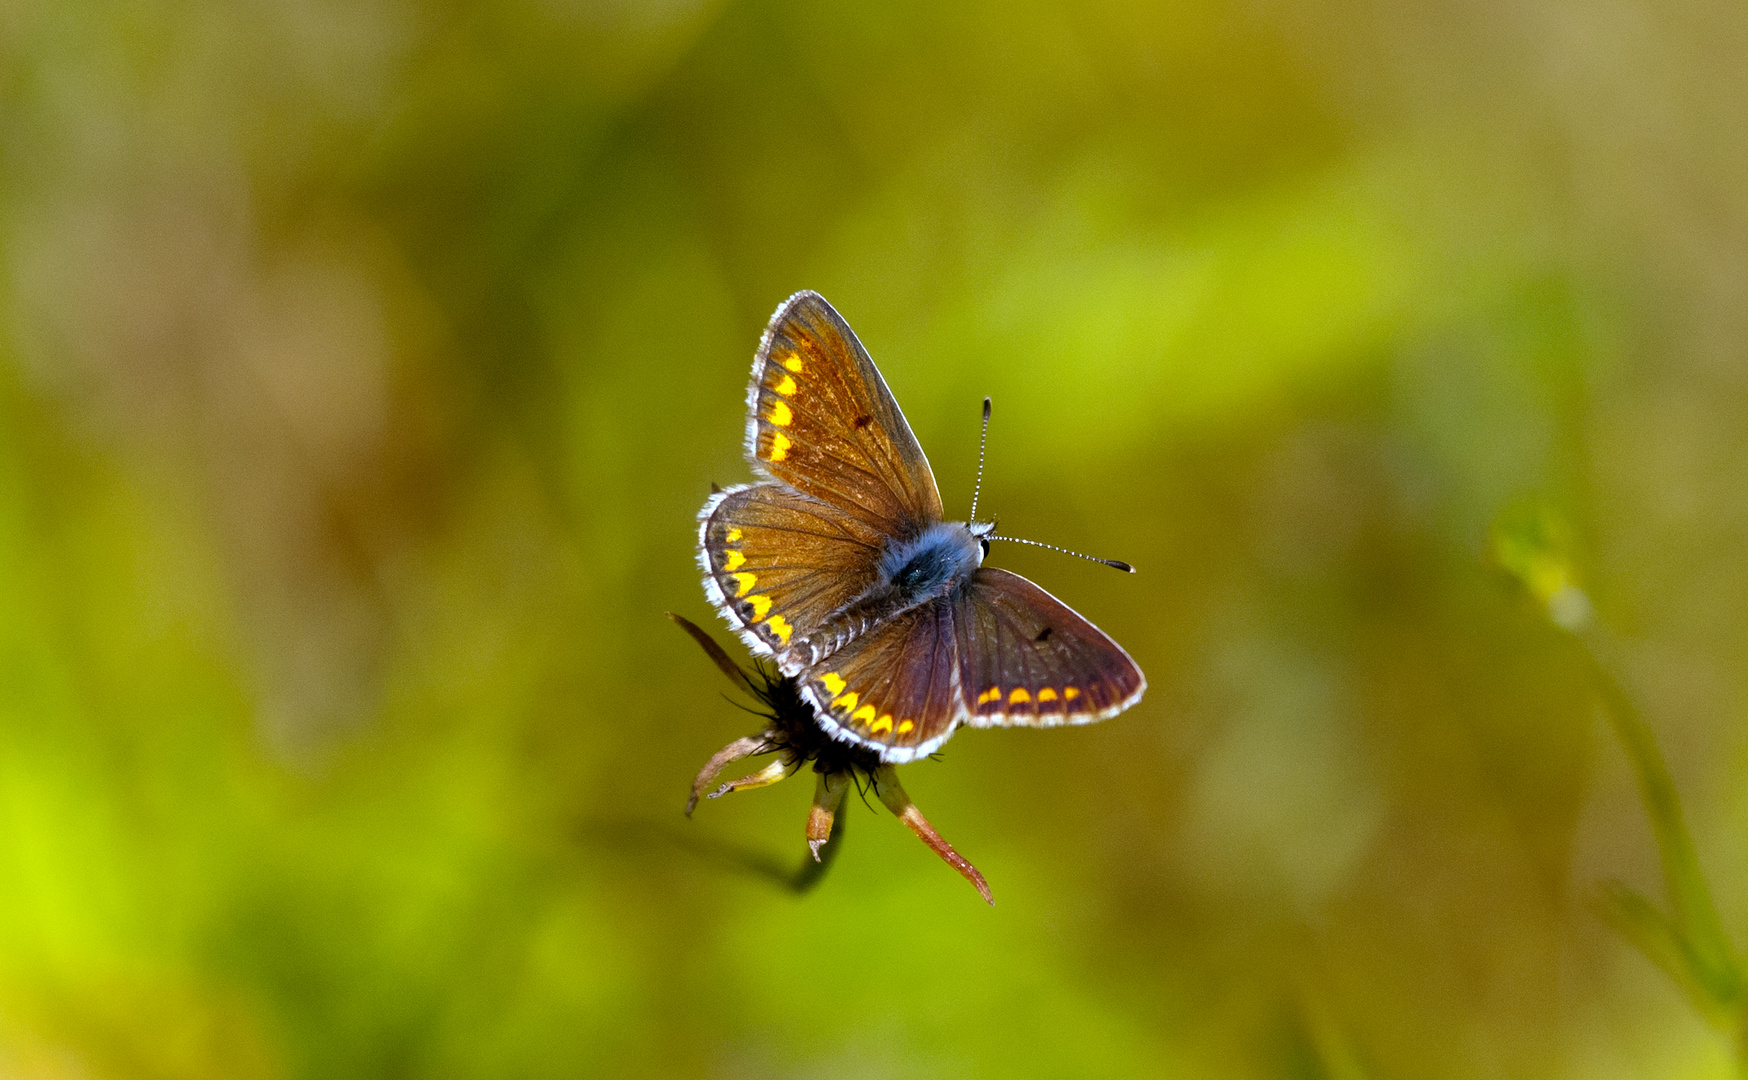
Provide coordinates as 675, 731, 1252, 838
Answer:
871, 765, 994, 905
685, 735, 771, 815
805, 768, 852, 862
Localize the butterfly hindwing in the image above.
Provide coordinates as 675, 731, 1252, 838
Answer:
798, 597, 964, 763
698, 482, 887, 672
793, 566, 1146, 761
745, 291, 944, 537
953, 568, 1145, 728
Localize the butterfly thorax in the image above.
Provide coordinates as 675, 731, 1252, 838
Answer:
879, 520, 985, 597
798, 520, 988, 665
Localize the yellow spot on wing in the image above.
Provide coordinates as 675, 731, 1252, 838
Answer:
748, 594, 772, 619
1037, 687, 1058, 702
773, 374, 797, 396
1064, 687, 1080, 700
726, 528, 742, 542
723, 550, 746, 571
852, 704, 876, 723
765, 614, 792, 643
870, 714, 893, 734
783, 355, 804, 373
978, 687, 1000, 705
896, 719, 913, 734
731, 572, 757, 597
820, 672, 846, 696
832, 691, 859, 712
769, 432, 791, 462
1008, 688, 1031, 705
769, 401, 793, 427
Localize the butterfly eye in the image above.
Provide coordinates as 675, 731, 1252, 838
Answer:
979, 538, 990, 560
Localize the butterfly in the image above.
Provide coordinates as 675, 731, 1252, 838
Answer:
697, 291, 1145, 764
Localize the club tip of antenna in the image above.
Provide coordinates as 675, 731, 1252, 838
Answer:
1104, 559, 1135, 573
982, 397, 992, 419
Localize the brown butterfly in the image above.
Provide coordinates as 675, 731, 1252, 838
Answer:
697, 291, 1144, 758
687, 291, 1145, 902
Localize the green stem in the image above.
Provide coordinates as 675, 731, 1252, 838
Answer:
1578, 626, 1744, 1026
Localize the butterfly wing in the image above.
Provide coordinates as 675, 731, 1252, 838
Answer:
954, 568, 1145, 727
698, 482, 888, 673
795, 568, 1145, 763
796, 597, 965, 763
744, 291, 944, 537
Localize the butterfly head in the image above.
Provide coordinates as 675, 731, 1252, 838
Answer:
970, 518, 996, 561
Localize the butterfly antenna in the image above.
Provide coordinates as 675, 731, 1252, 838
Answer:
968, 397, 992, 523
987, 535, 1136, 573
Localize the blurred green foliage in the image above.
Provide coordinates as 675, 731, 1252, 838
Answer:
1495, 503, 1747, 1066
4, 0, 1748, 1076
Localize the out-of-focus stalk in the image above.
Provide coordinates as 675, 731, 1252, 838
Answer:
1491, 504, 1746, 1069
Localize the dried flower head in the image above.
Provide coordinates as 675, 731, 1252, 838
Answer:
671, 612, 993, 903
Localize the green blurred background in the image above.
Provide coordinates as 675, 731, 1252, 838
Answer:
3, 0, 1747, 1075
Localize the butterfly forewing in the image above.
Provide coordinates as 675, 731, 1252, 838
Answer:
953, 568, 1145, 728
746, 292, 944, 537
699, 483, 888, 672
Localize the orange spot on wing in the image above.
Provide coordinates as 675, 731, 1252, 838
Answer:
1064, 687, 1080, 701
1008, 688, 1031, 705
725, 528, 742, 542
731, 572, 756, 597
895, 719, 913, 735
722, 550, 746, 571
773, 374, 797, 396
769, 401, 793, 426
783, 355, 804, 373
748, 594, 772, 619
765, 614, 792, 643
832, 691, 859, 712
870, 714, 893, 734
1037, 687, 1058, 702
977, 687, 1000, 705
769, 432, 791, 462
852, 704, 876, 724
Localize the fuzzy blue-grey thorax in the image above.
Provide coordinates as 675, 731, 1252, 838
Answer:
878, 521, 987, 603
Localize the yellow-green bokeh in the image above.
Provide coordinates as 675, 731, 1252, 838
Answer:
3, 0, 1747, 1076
